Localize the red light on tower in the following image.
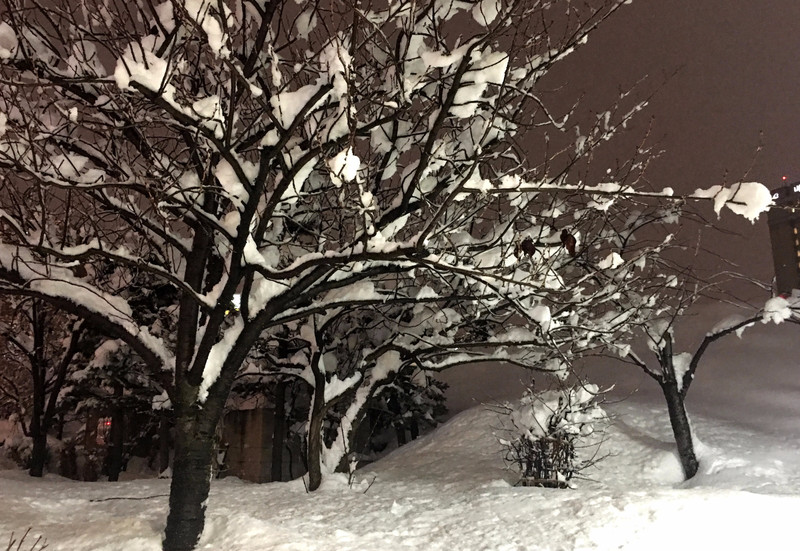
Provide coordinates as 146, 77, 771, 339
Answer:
783, 175, 788, 181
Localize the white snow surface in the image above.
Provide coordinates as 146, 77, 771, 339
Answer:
3, 303, 800, 550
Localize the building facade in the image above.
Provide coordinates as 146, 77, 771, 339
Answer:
767, 182, 800, 295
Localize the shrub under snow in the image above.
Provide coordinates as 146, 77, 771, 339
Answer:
497, 384, 606, 487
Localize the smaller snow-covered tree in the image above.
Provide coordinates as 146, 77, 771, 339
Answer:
0, 297, 87, 477
496, 382, 606, 488
624, 279, 797, 480
369, 368, 448, 448
64, 339, 166, 480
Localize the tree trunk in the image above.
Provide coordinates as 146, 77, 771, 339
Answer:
270, 380, 287, 482
306, 385, 326, 491
29, 431, 47, 478
158, 413, 172, 474
107, 419, 125, 480
661, 381, 699, 480
107, 383, 125, 481
163, 415, 215, 551
388, 398, 406, 446
409, 418, 420, 441
394, 423, 407, 446
56, 412, 65, 440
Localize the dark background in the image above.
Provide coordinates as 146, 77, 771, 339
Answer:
547, 0, 800, 286
443, 1, 800, 411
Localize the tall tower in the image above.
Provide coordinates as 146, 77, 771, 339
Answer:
767, 181, 800, 294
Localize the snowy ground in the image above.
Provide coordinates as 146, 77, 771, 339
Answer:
2, 301, 800, 550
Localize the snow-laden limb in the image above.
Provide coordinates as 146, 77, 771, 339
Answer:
199, 317, 243, 403
0, 244, 173, 370
321, 350, 402, 473
461, 179, 772, 222
691, 182, 773, 222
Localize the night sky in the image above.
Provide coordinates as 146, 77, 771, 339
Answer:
547, 1, 800, 288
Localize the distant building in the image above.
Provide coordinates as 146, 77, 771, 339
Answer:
767, 182, 800, 294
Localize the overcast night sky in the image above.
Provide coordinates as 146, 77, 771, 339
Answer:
545, 0, 800, 288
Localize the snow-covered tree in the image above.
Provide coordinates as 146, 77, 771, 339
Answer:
624, 280, 796, 479
0, 1, 772, 549
63, 337, 167, 480
0, 297, 86, 476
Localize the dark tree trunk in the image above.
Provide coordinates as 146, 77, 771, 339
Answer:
29, 431, 47, 478
394, 423, 407, 446
158, 413, 172, 474
307, 368, 327, 491
107, 386, 126, 481
29, 304, 47, 478
163, 414, 215, 551
56, 412, 65, 440
661, 381, 698, 480
270, 380, 287, 482
388, 398, 406, 446
409, 418, 420, 441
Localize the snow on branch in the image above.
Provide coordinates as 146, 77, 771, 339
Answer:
690, 182, 773, 222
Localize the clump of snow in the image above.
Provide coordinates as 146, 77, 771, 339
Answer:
708, 313, 755, 338
471, 0, 501, 26
294, 9, 318, 40
327, 147, 360, 186
323, 373, 362, 403
509, 385, 605, 440
420, 43, 470, 69
270, 83, 325, 128
0, 21, 18, 60
114, 37, 169, 91
192, 95, 224, 138
214, 157, 252, 208
672, 352, 692, 387
598, 251, 624, 270
154, 1, 176, 32
320, 41, 351, 99
184, 0, 230, 58
89, 339, 122, 368
763, 296, 793, 325
692, 182, 772, 222
450, 49, 508, 118
530, 304, 551, 331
